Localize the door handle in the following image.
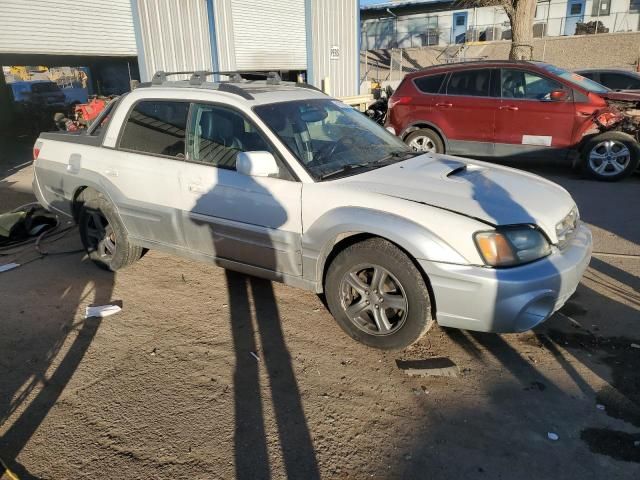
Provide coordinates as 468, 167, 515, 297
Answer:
499, 105, 519, 111
435, 102, 453, 108
188, 183, 206, 194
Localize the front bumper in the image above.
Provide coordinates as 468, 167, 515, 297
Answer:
419, 224, 592, 333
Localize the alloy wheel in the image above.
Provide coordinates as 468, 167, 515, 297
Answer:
588, 139, 631, 177
84, 210, 116, 261
408, 135, 436, 153
339, 264, 408, 336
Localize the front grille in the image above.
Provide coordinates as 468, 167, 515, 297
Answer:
556, 206, 579, 249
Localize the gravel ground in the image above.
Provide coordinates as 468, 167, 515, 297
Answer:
1, 140, 639, 479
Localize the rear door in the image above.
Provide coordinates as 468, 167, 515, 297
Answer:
494, 68, 576, 158
437, 68, 496, 155
107, 99, 190, 247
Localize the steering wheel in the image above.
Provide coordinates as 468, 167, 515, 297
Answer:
310, 136, 356, 167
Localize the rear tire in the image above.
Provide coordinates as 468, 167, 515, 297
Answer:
78, 190, 143, 271
581, 132, 639, 181
325, 238, 433, 350
405, 128, 444, 154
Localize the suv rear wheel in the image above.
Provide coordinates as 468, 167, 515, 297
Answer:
405, 128, 444, 154
325, 238, 433, 350
581, 132, 639, 181
78, 190, 143, 271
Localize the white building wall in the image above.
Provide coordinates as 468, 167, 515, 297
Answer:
308, 0, 359, 97
0, 0, 137, 56
133, 0, 213, 82
214, 0, 307, 71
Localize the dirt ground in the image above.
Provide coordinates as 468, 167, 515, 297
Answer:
1, 138, 639, 479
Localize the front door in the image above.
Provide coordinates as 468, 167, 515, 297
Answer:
564, 0, 585, 35
180, 103, 303, 277
494, 68, 576, 157
452, 12, 468, 44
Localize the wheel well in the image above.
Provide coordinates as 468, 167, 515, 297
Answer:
321, 233, 438, 320
71, 186, 99, 222
402, 124, 446, 153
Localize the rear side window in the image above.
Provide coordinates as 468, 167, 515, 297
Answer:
414, 74, 445, 94
446, 69, 491, 96
119, 100, 189, 158
578, 71, 597, 81
601, 72, 640, 90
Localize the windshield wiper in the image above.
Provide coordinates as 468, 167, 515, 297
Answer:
319, 163, 372, 181
373, 150, 419, 165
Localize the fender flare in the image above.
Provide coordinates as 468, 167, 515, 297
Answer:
303, 207, 468, 290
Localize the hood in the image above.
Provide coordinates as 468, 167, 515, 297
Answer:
339, 155, 575, 243
600, 90, 640, 104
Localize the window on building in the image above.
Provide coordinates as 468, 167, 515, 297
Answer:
119, 101, 189, 157
501, 69, 564, 100
414, 73, 446, 94
591, 0, 611, 16
569, 2, 583, 15
630, 0, 640, 12
446, 69, 491, 96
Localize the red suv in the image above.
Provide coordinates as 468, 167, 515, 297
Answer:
387, 61, 640, 181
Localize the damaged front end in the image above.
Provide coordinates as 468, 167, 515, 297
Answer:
596, 95, 640, 140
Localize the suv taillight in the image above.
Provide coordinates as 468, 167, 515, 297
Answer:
388, 96, 412, 109
33, 143, 41, 161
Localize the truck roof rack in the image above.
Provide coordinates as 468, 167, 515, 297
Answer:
148, 70, 324, 99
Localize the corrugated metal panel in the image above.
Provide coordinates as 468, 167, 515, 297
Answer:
0, 0, 136, 56
309, 0, 359, 97
212, 0, 237, 71
135, 0, 213, 81
224, 0, 307, 71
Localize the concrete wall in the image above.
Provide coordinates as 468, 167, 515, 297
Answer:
361, 31, 640, 83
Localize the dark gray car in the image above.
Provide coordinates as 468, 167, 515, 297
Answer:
575, 69, 640, 92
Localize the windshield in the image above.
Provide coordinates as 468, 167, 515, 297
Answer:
254, 99, 414, 180
538, 63, 609, 93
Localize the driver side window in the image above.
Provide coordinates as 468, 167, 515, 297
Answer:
186, 103, 293, 180
501, 69, 564, 100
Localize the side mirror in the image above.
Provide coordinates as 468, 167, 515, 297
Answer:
236, 151, 280, 178
550, 90, 568, 101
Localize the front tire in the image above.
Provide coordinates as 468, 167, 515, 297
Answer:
78, 190, 143, 271
325, 238, 433, 350
581, 132, 639, 181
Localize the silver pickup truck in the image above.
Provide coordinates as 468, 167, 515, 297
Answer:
32, 71, 592, 350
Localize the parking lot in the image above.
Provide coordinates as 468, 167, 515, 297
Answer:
1, 137, 639, 479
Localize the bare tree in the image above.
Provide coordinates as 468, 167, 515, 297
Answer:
458, 0, 537, 60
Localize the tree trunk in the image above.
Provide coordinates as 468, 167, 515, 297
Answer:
508, 0, 537, 60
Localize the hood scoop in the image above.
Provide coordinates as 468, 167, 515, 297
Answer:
446, 164, 467, 177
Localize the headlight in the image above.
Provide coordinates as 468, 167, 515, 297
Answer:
474, 226, 551, 267
556, 206, 579, 249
